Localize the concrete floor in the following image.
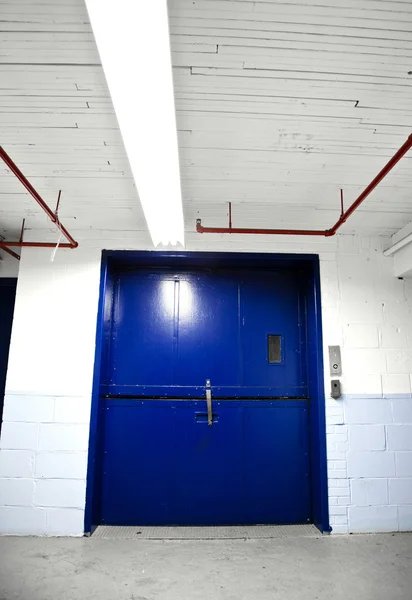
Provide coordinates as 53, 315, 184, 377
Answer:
0, 534, 411, 600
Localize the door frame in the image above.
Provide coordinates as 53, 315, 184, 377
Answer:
85, 251, 329, 534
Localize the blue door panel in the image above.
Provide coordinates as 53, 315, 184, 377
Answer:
171, 401, 244, 524
241, 273, 306, 393
101, 402, 176, 525
101, 399, 310, 525
243, 405, 310, 523
174, 274, 240, 387
110, 274, 176, 387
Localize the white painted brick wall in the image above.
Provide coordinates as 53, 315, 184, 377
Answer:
399, 506, 412, 530
35, 453, 87, 480
0, 479, 34, 506
347, 451, 396, 479
0, 507, 46, 535
345, 399, 392, 425
46, 508, 84, 536
54, 398, 91, 424
350, 425, 386, 451
34, 479, 85, 509
396, 452, 412, 477
387, 425, 412, 451
350, 479, 388, 506
0, 394, 90, 535
2, 395, 54, 423
392, 400, 412, 422
0, 451, 34, 479
0, 235, 412, 535
348, 506, 399, 533
38, 423, 90, 453
389, 479, 412, 504
0, 422, 38, 450
382, 375, 411, 396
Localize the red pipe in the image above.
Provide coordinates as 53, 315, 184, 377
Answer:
2, 241, 74, 248
0, 146, 78, 258
0, 244, 20, 260
196, 134, 412, 237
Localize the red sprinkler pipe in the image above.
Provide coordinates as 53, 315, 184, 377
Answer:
0, 244, 20, 261
1, 241, 76, 248
0, 146, 78, 258
196, 134, 412, 237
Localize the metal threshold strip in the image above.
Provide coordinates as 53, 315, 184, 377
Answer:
92, 524, 321, 540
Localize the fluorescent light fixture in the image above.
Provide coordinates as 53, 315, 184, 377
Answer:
85, 0, 185, 247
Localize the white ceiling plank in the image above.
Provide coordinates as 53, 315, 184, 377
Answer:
168, 0, 412, 17
0, 0, 411, 238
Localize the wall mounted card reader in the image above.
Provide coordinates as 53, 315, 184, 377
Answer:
331, 379, 341, 399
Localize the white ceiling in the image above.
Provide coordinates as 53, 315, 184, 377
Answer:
1, 0, 412, 249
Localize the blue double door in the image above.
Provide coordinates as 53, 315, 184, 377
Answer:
101, 268, 311, 525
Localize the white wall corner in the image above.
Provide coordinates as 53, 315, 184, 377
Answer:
384, 221, 412, 278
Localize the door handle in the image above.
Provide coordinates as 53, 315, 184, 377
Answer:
206, 379, 212, 427
195, 413, 219, 424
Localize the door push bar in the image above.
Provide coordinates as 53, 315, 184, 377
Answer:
206, 379, 213, 427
